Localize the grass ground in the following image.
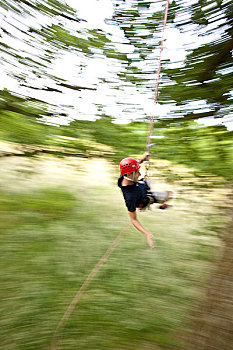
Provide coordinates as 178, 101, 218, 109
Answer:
0, 154, 230, 350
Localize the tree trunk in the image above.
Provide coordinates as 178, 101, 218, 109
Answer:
181, 188, 233, 350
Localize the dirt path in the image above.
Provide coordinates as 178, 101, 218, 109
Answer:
181, 189, 233, 350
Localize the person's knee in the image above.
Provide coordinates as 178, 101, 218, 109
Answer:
166, 191, 173, 200
152, 190, 172, 203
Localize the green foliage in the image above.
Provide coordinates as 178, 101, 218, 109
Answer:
1, 0, 80, 21
35, 24, 95, 54
0, 89, 55, 119
0, 111, 49, 145
154, 122, 233, 180
59, 117, 233, 180
0, 0, 232, 182
1, 104, 232, 181
59, 116, 148, 162
112, 0, 233, 122
0, 187, 77, 232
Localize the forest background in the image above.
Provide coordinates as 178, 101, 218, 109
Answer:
0, 1, 233, 350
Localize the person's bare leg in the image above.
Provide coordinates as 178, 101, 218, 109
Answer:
159, 191, 173, 209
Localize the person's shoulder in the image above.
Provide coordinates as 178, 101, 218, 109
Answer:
138, 182, 146, 189
117, 175, 123, 188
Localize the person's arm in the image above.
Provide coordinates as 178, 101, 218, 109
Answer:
138, 151, 150, 164
128, 211, 154, 248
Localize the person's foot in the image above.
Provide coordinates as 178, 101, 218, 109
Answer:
159, 203, 172, 210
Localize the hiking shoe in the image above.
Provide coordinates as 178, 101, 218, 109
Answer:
159, 203, 171, 210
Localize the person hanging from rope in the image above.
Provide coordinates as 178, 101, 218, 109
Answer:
118, 152, 172, 248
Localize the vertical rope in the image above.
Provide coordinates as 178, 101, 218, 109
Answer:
146, 0, 170, 153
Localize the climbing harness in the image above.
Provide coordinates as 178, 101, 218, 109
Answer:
145, 0, 170, 178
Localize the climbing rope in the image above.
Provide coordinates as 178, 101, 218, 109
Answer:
51, 224, 130, 350
145, 0, 170, 176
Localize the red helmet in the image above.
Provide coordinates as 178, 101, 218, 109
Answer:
120, 157, 140, 175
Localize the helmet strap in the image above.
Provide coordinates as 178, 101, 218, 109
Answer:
124, 172, 135, 182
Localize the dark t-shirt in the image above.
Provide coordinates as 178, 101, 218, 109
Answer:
118, 176, 147, 212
